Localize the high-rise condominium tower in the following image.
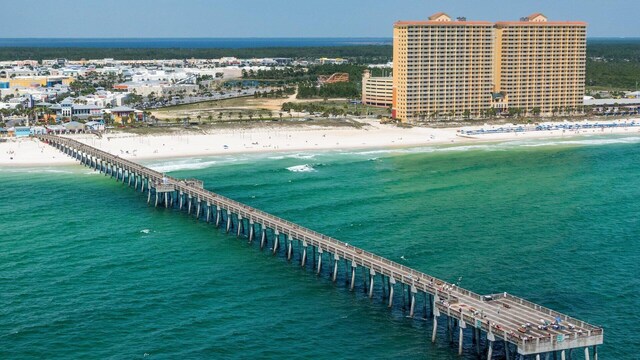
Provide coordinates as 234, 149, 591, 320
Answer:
392, 13, 587, 121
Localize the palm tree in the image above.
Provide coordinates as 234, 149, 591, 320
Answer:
143, 111, 151, 122
103, 113, 112, 127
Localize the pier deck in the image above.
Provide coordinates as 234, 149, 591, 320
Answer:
39, 134, 603, 359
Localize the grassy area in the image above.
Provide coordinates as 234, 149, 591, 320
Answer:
157, 96, 258, 111
150, 95, 391, 122
151, 96, 286, 121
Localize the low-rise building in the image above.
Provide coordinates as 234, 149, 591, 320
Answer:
0, 76, 72, 89
85, 121, 106, 131
13, 126, 31, 137
317, 58, 348, 65
626, 91, 640, 99
50, 98, 103, 120
107, 106, 142, 124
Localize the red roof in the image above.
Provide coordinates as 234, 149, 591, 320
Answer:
527, 13, 546, 20
428, 12, 450, 20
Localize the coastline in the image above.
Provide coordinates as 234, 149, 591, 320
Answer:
2, 119, 640, 167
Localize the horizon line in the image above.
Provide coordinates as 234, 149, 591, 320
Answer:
0, 36, 393, 40
0, 36, 638, 40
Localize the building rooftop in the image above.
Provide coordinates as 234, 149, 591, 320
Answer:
584, 98, 640, 106
395, 13, 585, 27
110, 106, 135, 112
394, 20, 493, 26
495, 21, 587, 26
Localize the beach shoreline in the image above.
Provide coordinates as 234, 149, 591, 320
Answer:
2, 118, 640, 167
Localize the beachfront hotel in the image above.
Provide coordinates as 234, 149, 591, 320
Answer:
392, 13, 587, 121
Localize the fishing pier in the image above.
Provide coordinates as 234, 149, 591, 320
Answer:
39, 135, 604, 360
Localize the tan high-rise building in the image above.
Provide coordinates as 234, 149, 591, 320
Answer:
392, 13, 587, 121
393, 13, 494, 121
493, 13, 587, 115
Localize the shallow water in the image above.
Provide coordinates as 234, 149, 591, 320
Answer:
1, 135, 638, 359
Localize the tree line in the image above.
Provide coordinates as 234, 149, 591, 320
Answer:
281, 101, 362, 117
3, 40, 640, 90
296, 82, 360, 99
0, 46, 393, 63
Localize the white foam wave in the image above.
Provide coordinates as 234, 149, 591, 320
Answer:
287, 164, 316, 173
356, 149, 402, 156
149, 159, 218, 172
518, 136, 640, 148
335, 136, 640, 158
288, 153, 316, 159
140, 229, 151, 234
433, 144, 507, 152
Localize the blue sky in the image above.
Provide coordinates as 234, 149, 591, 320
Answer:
1, 0, 638, 38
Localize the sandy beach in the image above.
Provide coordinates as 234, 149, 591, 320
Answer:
2, 118, 640, 167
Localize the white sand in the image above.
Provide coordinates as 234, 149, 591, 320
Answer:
2, 118, 640, 167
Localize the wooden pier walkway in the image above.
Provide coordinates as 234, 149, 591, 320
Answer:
38, 134, 603, 360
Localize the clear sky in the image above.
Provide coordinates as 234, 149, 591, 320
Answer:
1, 0, 638, 38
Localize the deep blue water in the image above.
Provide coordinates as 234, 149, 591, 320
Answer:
0, 38, 392, 48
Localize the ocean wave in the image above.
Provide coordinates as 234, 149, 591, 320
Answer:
147, 158, 219, 172
287, 164, 316, 173
433, 144, 507, 152
149, 159, 218, 172
517, 136, 640, 148
288, 153, 316, 160
268, 153, 316, 160
335, 136, 640, 158
355, 149, 403, 156
1, 168, 74, 174
146, 156, 254, 172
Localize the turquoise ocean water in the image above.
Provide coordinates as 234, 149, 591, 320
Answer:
1, 136, 639, 359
